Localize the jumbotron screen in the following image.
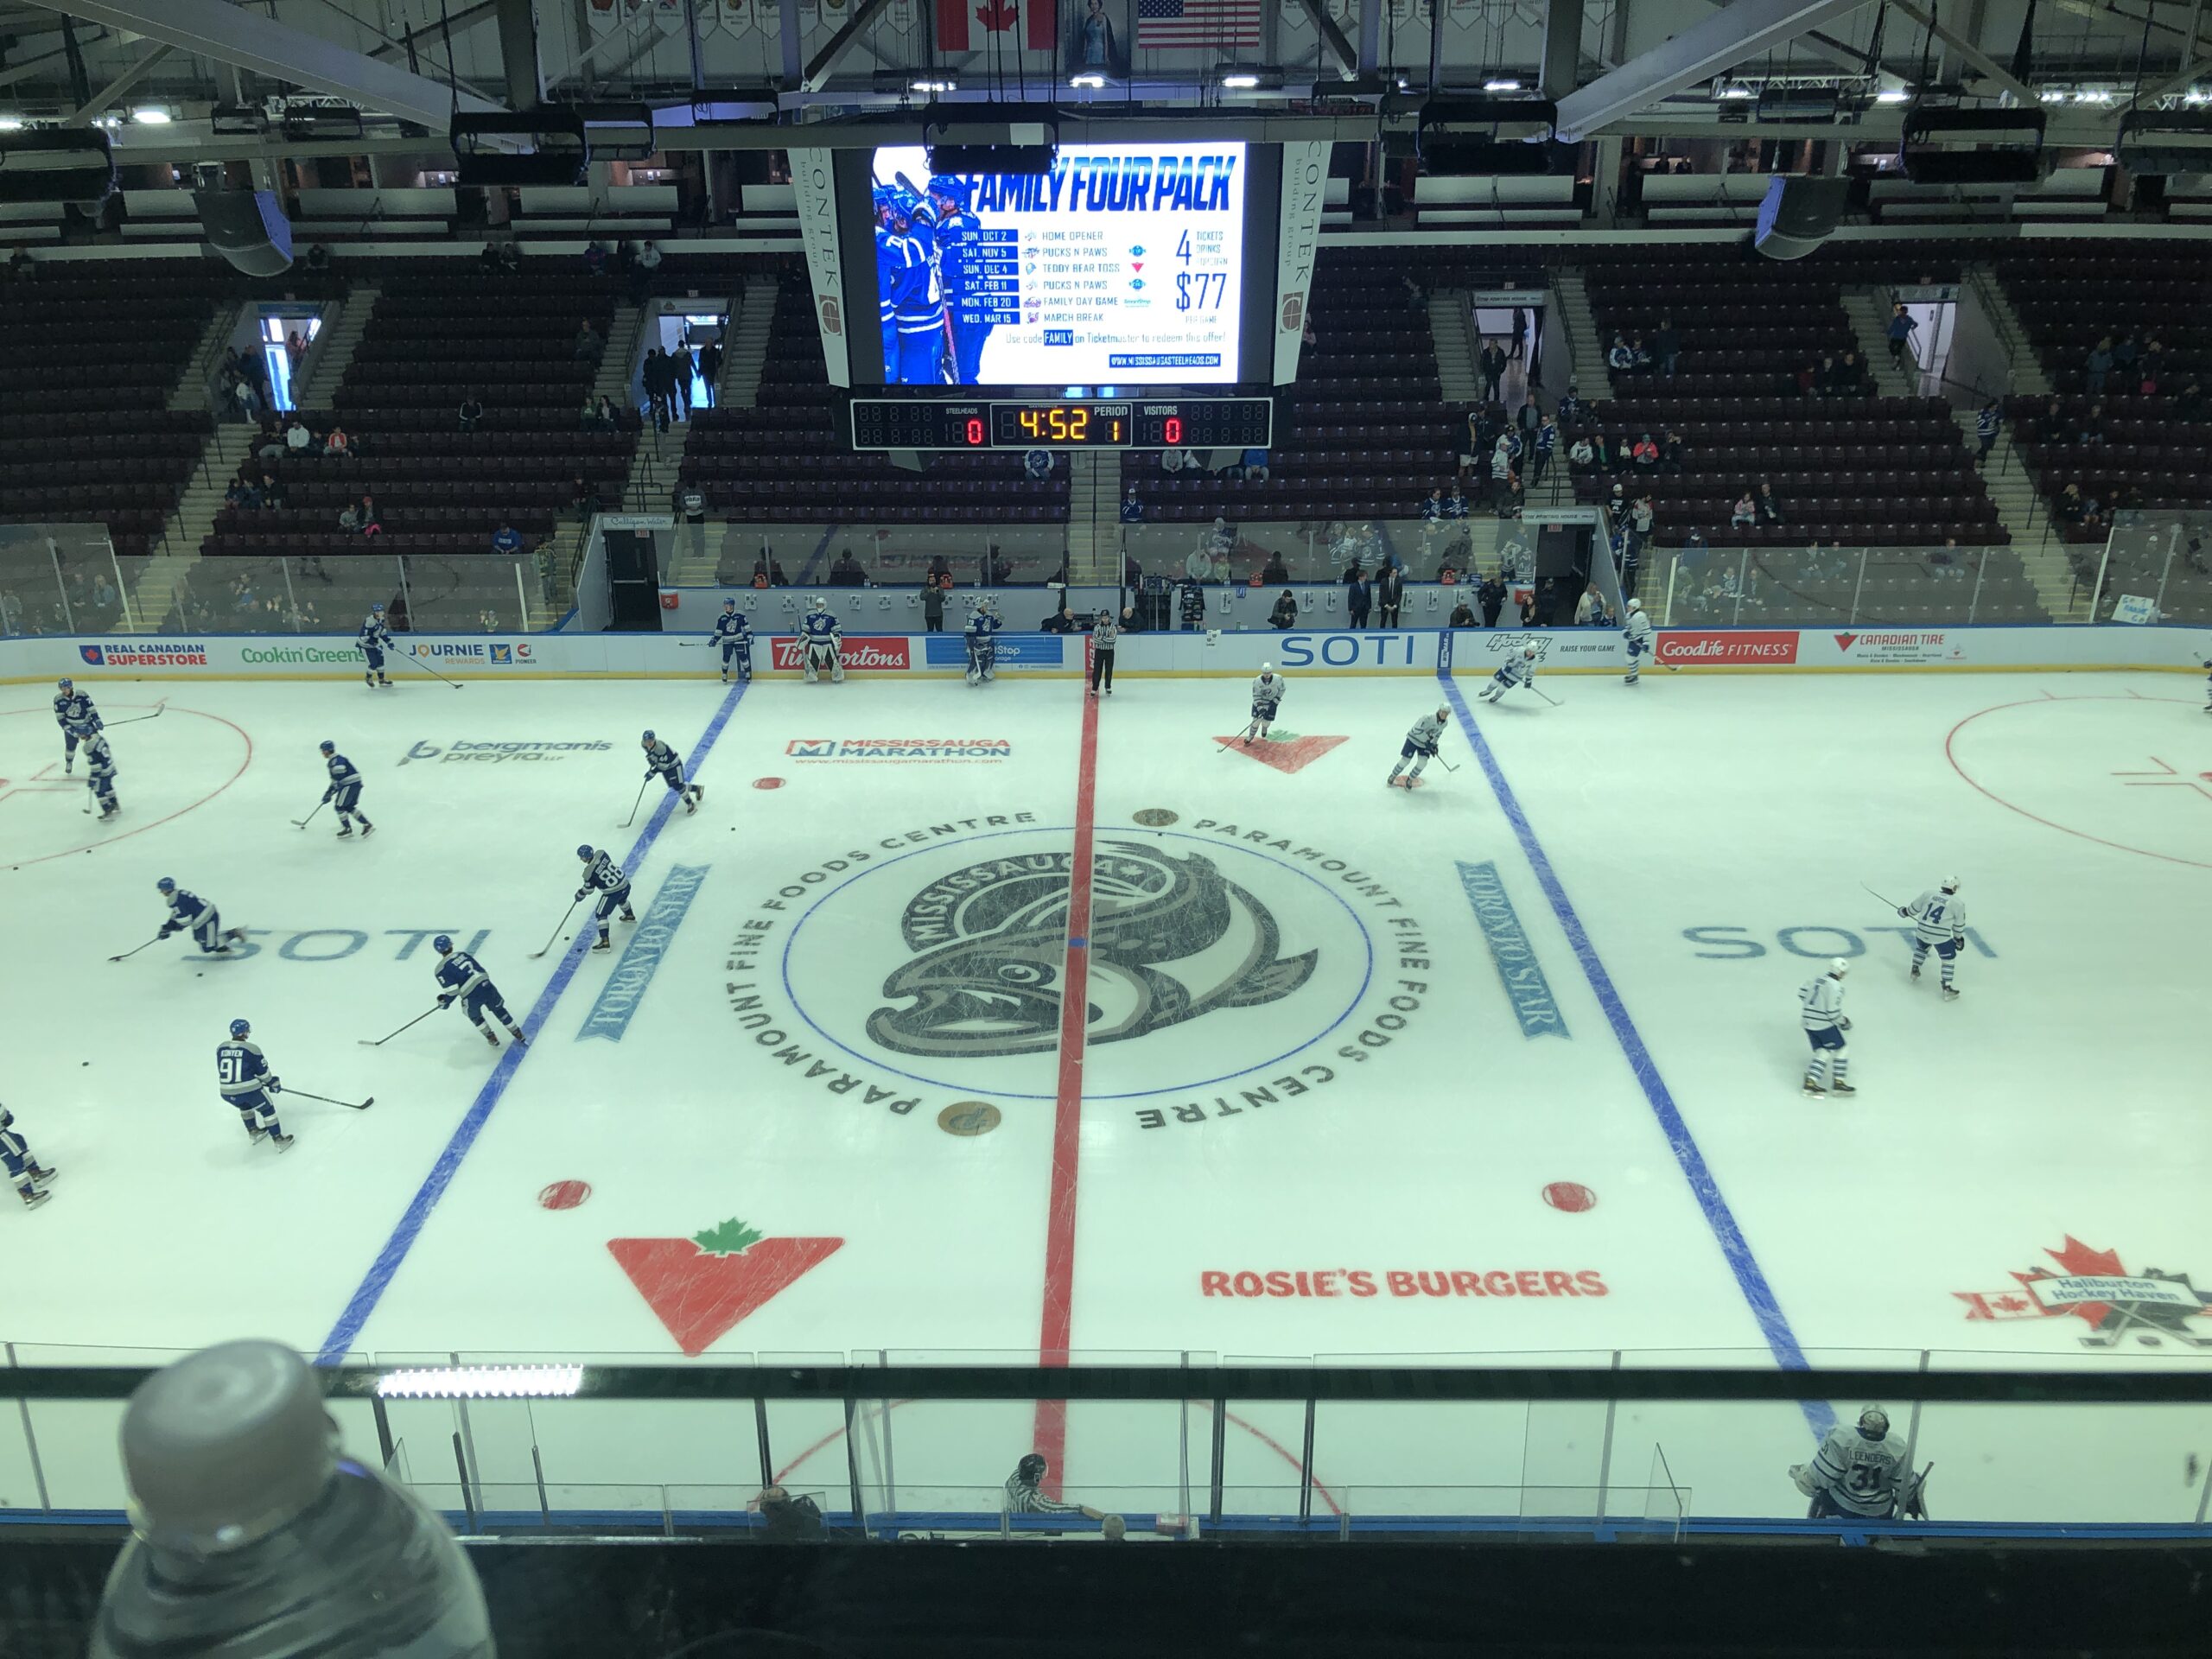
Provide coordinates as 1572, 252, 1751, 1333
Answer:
863, 142, 1249, 387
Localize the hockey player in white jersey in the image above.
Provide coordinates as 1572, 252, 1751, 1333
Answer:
1789, 1407, 1917, 1521
1798, 957, 1853, 1097
1898, 877, 1965, 1000
1621, 599, 1655, 684
799, 596, 844, 683
1242, 666, 1284, 744
1, 1107, 56, 1211
575, 844, 638, 951
1480, 645, 1540, 704
1387, 707, 1449, 788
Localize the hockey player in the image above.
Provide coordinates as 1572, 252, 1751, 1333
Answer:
1480, 645, 1541, 704
1, 1107, 55, 1211
576, 844, 638, 951
358, 604, 394, 689
882, 194, 947, 386
217, 1019, 293, 1149
1790, 1406, 1916, 1522
1799, 957, 1853, 1097
1898, 876, 1965, 1000
156, 877, 245, 957
2201, 657, 2210, 714
54, 677, 99, 773
641, 729, 704, 814
1622, 597, 1655, 685
433, 935, 527, 1048
928, 175, 992, 383
965, 594, 1001, 686
1388, 707, 1450, 788
872, 184, 900, 375
318, 741, 375, 838
799, 596, 844, 683
712, 598, 753, 683
1243, 665, 1285, 743
84, 731, 119, 820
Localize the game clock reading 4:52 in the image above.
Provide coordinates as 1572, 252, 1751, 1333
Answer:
847, 397, 1273, 451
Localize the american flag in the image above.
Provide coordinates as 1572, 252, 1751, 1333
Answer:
1136, 0, 1262, 48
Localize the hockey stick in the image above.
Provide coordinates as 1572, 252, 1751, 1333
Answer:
1859, 881, 1905, 912
359, 1006, 442, 1047
404, 652, 465, 691
283, 1087, 374, 1111
1434, 754, 1459, 772
1533, 686, 1563, 706
619, 775, 652, 830
529, 897, 582, 959
291, 799, 327, 830
677, 639, 714, 648
106, 936, 162, 963
105, 698, 170, 726
1898, 1462, 1933, 1522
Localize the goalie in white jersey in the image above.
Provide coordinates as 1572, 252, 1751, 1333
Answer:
1790, 1406, 1919, 1521
1898, 877, 1965, 1000
1387, 707, 1449, 789
1621, 598, 1654, 684
1798, 957, 1853, 1097
1242, 666, 1284, 744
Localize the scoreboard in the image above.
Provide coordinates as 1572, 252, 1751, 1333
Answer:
849, 397, 1272, 452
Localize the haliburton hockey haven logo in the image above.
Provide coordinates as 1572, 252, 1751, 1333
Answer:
1957, 1236, 2212, 1348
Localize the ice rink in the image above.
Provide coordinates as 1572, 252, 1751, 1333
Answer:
3, 659, 2208, 1525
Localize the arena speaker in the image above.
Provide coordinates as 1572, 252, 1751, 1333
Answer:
1753, 176, 1850, 262
194, 188, 293, 276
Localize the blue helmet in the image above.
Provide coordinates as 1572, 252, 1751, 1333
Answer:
432, 934, 454, 955
926, 175, 971, 212
57, 677, 73, 692
228, 1018, 251, 1039
576, 844, 594, 861
156, 877, 175, 893
318, 740, 334, 754
371, 602, 385, 615
641, 729, 656, 744
722, 597, 736, 609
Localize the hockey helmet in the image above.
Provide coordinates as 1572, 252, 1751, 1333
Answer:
809, 594, 827, 609
0, 1107, 12, 1131
870, 181, 896, 219
926, 175, 972, 211
641, 729, 657, 745
1830, 958, 1850, 976
1260, 663, 1274, 675
1015, 1452, 1048, 1485
371, 602, 385, 614
1436, 706, 1451, 721
1940, 875, 1961, 893
57, 677, 72, 692
1626, 598, 1642, 612
318, 740, 334, 755
576, 844, 594, 861
156, 877, 175, 893
1523, 645, 1538, 658
228, 1018, 251, 1039
433, 934, 454, 955
722, 597, 737, 609
1856, 1406, 1891, 1440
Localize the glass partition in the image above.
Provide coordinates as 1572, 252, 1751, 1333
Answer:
0, 524, 134, 636
101, 553, 541, 636
2101, 511, 2212, 625
1654, 543, 2045, 626
661, 521, 1071, 591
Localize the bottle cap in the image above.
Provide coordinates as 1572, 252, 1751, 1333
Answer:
121, 1340, 336, 1554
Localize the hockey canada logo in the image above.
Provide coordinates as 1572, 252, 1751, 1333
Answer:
868, 841, 1316, 1058
1957, 1236, 2212, 1349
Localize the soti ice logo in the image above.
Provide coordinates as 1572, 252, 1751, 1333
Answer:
867, 841, 1316, 1059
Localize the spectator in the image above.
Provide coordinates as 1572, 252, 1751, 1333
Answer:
1448, 595, 1476, 627
1575, 582, 1606, 626
1630, 431, 1659, 471
230, 374, 261, 423
570, 474, 601, 521
491, 522, 525, 558
1531, 415, 1557, 487
225, 475, 260, 512
1490, 440, 1513, 499
284, 417, 313, 456
1975, 400, 2000, 461
2034, 398, 2067, 446
356, 494, 381, 537
336, 499, 360, 532
1479, 340, 1508, 402
1886, 303, 1919, 367
1567, 433, 1596, 475
830, 549, 868, 587
304, 242, 332, 273
1659, 428, 1686, 474
2075, 403, 2106, 446
1627, 334, 1653, 372
1509, 306, 1529, 361
2083, 335, 2113, 397
1793, 360, 1817, 397
672, 342, 697, 419
756, 1479, 831, 1541
257, 471, 285, 509
459, 392, 485, 432
1345, 566, 1371, 629
2112, 330, 2139, 375
1478, 571, 1506, 626
1262, 549, 1289, 585
1160, 447, 1193, 474
752, 556, 789, 588
1237, 447, 1270, 482
1440, 483, 1468, 519
637, 238, 663, 278
1420, 486, 1448, 523
2056, 482, 2088, 527
1835, 349, 1866, 393
1756, 480, 1782, 523
642, 350, 673, 431
1039, 601, 1075, 633
583, 239, 610, 278
1557, 385, 1587, 430
574, 320, 603, 362
921, 575, 945, 631
1268, 588, 1298, 629
324, 424, 349, 457
697, 336, 722, 406
1375, 561, 1405, 628
581, 394, 604, 430
1732, 489, 1758, 529
1516, 396, 1540, 440
1120, 486, 1144, 523
1651, 315, 1680, 377
1606, 333, 1637, 373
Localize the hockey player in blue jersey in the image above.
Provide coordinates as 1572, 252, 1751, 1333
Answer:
1, 1107, 56, 1211
1243, 666, 1285, 744
84, 731, 119, 819
1388, 707, 1450, 787
156, 876, 245, 956
1480, 645, 1541, 704
358, 604, 394, 689
800, 595, 844, 683
965, 594, 1001, 686
712, 598, 753, 683
433, 935, 527, 1048
881, 195, 947, 386
1621, 598, 1655, 685
54, 677, 99, 774
1898, 876, 1966, 1000
217, 1019, 294, 1149
576, 844, 638, 951
872, 184, 901, 377
928, 175, 992, 383
641, 729, 704, 814
317, 740, 375, 837
1799, 958, 1853, 1097
2202, 657, 2211, 714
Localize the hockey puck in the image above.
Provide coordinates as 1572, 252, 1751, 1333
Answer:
1542, 1181, 1597, 1213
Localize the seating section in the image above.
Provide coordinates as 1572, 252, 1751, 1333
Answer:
0, 267, 219, 556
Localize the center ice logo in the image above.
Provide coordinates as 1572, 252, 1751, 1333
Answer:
868, 842, 1316, 1058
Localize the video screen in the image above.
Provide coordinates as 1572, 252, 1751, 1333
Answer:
866, 142, 1248, 387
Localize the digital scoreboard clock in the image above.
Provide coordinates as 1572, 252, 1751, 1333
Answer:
849, 397, 1273, 452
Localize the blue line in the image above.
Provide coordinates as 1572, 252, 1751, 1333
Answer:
315, 680, 749, 1364
1436, 668, 1834, 1440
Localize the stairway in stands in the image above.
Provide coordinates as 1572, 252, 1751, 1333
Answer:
1427, 293, 1481, 405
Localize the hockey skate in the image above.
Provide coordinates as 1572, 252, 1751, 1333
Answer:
1941, 986, 1960, 1001
224, 927, 245, 944
271, 1132, 296, 1151
481, 1027, 500, 1047
593, 936, 613, 951
20, 1188, 48, 1210
29, 1164, 55, 1183
1910, 963, 1921, 980
359, 822, 374, 837
1827, 1082, 1857, 1096
336, 823, 353, 838
245, 1124, 266, 1142
804, 667, 819, 683
508, 1027, 528, 1045
1801, 1079, 1826, 1097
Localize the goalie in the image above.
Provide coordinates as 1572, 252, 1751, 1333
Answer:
965, 594, 1001, 686
1789, 1406, 1926, 1521
800, 595, 844, 683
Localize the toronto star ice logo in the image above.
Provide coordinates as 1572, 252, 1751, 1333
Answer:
1957, 1236, 2212, 1349
867, 841, 1317, 1058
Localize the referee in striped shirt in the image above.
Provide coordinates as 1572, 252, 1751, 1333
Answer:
1004, 1453, 1106, 1521
1089, 608, 1120, 696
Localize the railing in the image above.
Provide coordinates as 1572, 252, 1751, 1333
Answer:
3, 1351, 2207, 1541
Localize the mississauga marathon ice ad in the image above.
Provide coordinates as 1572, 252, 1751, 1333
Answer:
870, 142, 1246, 387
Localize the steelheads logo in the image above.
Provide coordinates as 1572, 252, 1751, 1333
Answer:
866, 841, 1316, 1059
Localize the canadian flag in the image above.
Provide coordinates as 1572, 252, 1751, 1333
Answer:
938, 0, 1055, 52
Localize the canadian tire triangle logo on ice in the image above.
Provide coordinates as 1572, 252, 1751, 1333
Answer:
609, 1216, 842, 1357
1213, 733, 1348, 775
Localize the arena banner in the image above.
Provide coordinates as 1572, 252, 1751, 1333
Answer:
1273, 141, 1328, 385
788, 148, 850, 388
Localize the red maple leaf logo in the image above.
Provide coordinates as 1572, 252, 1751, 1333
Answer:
2012, 1235, 2130, 1330
976, 0, 1016, 28
608, 1216, 842, 1357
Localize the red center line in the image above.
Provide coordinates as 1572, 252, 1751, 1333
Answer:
1033, 634, 1103, 1496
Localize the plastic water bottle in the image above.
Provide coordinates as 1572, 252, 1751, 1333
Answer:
89, 1339, 495, 1657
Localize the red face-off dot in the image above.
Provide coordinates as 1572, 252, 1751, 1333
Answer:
753, 777, 785, 790
537, 1179, 592, 1211
1541, 1182, 1596, 1213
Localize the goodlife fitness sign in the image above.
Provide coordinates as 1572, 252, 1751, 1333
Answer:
768, 635, 912, 671
1656, 630, 1799, 665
